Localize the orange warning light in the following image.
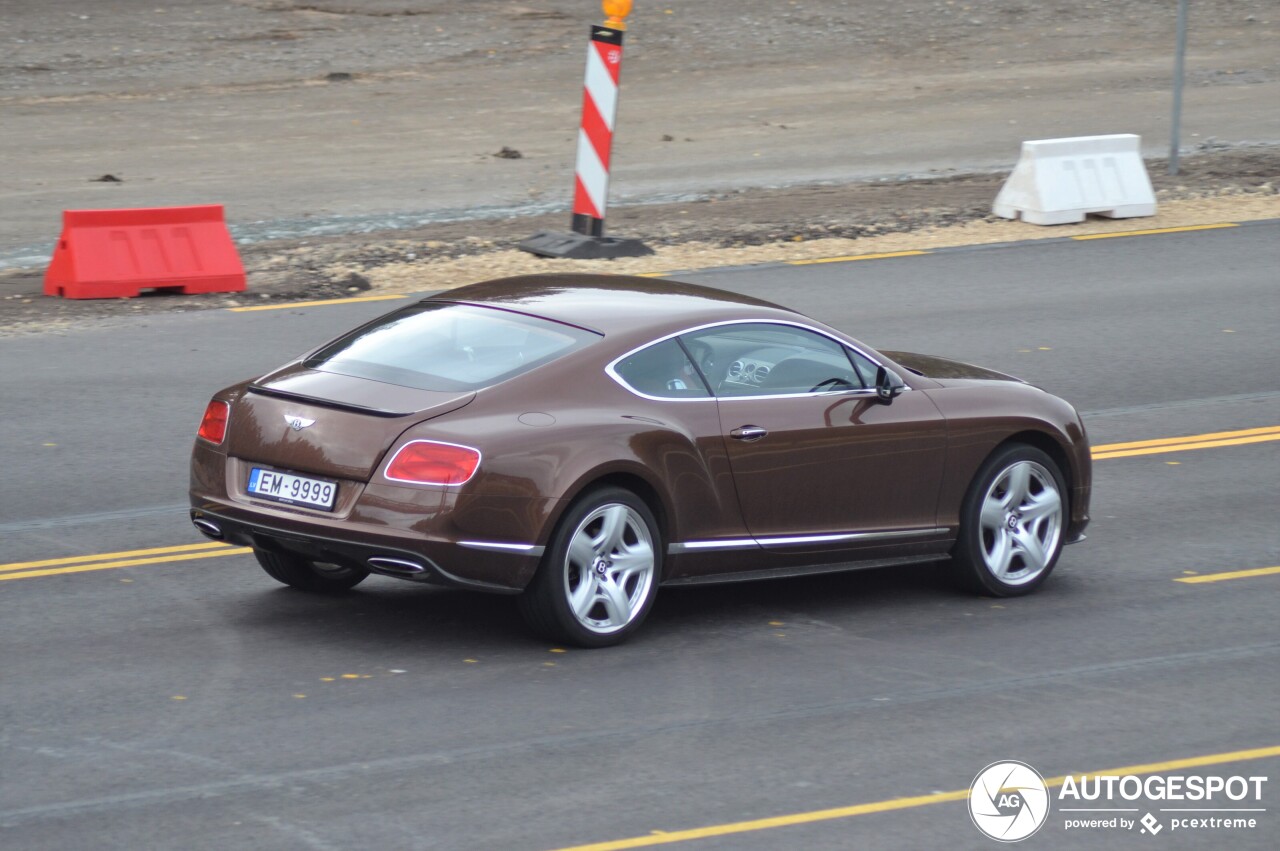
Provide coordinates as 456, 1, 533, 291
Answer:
602, 0, 633, 29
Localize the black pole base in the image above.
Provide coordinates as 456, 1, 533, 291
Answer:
518, 231, 654, 260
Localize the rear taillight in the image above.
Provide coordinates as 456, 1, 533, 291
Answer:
197, 400, 230, 445
385, 440, 481, 486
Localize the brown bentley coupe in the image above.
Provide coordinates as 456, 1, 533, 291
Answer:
191, 274, 1090, 646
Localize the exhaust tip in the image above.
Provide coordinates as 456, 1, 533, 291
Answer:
192, 517, 223, 539
367, 556, 426, 576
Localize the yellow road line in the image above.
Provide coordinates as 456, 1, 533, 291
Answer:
1177, 565, 1280, 584
1072, 223, 1239, 241
1092, 434, 1280, 459
549, 745, 1280, 851
0, 541, 234, 574
0, 547, 250, 582
1091, 425, 1280, 460
1092, 425, 1280, 453
789, 249, 928, 266
764, 223, 1239, 268
228, 294, 408, 312
7, 426, 1275, 581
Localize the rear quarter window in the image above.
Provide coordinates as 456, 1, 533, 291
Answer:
612, 338, 712, 399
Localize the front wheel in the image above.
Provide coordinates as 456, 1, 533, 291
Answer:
952, 444, 1067, 596
518, 487, 661, 647
254, 549, 369, 593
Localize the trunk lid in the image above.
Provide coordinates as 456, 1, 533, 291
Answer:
226, 366, 475, 481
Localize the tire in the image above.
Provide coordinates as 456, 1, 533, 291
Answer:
952, 444, 1068, 597
518, 487, 662, 648
254, 549, 369, 593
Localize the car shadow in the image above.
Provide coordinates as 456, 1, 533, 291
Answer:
225, 560, 977, 651
654, 560, 965, 623
228, 581, 531, 651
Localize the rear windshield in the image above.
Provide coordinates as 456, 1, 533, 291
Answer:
304, 302, 600, 391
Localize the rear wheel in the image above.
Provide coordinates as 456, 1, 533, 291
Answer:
519, 487, 661, 647
952, 444, 1067, 596
254, 549, 369, 593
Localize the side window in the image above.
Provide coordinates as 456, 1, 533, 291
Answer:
680, 323, 865, 397
612, 339, 712, 399
846, 347, 880, 387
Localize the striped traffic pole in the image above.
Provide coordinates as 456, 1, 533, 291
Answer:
520, 1, 651, 259
571, 24, 624, 237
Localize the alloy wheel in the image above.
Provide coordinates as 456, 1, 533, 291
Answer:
977, 460, 1063, 586
562, 503, 656, 634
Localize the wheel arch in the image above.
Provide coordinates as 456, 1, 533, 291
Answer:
949, 429, 1074, 596
581, 471, 668, 542
996, 429, 1075, 494
552, 465, 673, 555
518, 467, 668, 647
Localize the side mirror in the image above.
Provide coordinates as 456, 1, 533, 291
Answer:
875, 366, 906, 404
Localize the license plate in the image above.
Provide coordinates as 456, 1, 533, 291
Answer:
247, 468, 337, 511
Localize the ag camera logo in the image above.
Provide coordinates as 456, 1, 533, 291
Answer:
969, 760, 1051, 842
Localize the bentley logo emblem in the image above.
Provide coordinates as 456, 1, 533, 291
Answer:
285, 415, 316, 431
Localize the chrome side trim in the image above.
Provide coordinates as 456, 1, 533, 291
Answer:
756, 528, 947, 548
604, 318, 910, 403
669, 527, 947, 554
668, 539, 760, 555
457, 540, 546, 556
719, 387, 897, 403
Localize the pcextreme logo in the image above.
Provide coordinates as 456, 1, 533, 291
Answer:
969, 759, 1269, 842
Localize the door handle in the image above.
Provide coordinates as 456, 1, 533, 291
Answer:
730, 425, 768, 442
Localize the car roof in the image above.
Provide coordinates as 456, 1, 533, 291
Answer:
425, 273, 801, 338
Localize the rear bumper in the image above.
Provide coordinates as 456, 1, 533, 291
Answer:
190, 505, 540, 594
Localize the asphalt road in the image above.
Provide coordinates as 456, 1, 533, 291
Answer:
2, 223, 1278, 849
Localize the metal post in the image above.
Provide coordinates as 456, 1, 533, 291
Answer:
519, 1, 652, 259
570, 24, 624, 238
1169, 0, 1189, 175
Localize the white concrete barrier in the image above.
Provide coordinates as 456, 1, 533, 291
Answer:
993, 134, 1157, 225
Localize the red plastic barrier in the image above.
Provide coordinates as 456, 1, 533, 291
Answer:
44, 205, 246, 299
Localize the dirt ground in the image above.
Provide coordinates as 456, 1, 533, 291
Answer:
1, 0, 1277, 333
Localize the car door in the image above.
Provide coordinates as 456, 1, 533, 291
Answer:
681, 322, 948, 551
